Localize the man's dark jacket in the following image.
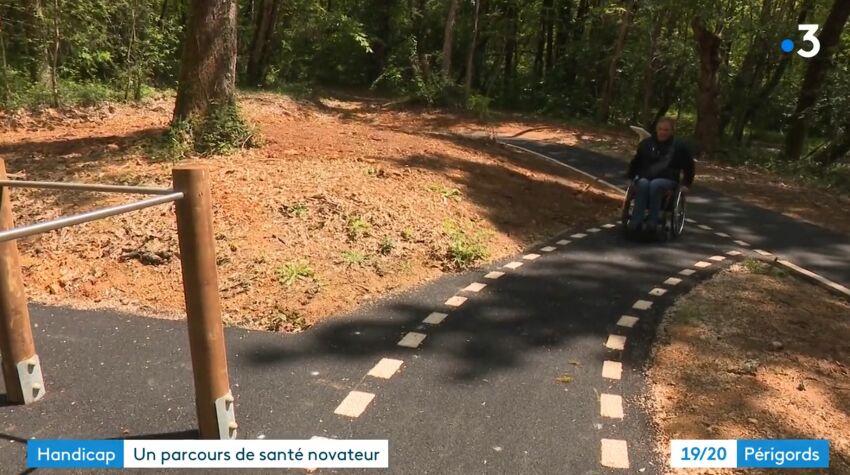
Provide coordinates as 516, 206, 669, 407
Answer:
627, 137, 695, 186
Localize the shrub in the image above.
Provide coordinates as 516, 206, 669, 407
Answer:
277, 261, 315, 286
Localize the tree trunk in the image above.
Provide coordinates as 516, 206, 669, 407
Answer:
720, 0, 772, 137
784, 0, 850, 161
553, 0, 572, 64
173, 0, 239, 122
533, 1, 547, 80
732, 0, 812, 142
415, 0, 427, 77
597, 0, 637, 122
812, 116, 850, 166
245, 0, 281, 87
124, 0, 137, 101
48, 0, 60, 107
441, 0, 459, 79
691, 16, 723, 157
544, 9, 554, 75
635, 11, 663, 124
464, 0, 481, 96
0, 14, 9, 105
502, 1, 518, 101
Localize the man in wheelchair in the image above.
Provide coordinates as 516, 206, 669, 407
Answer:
625, 117, 695, 235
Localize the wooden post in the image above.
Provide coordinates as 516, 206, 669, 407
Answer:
0, 159, 44, 404
172, 165, 236, 439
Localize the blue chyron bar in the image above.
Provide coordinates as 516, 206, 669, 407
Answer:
27, 440, 124, 469
671, 439, 830, 469
737, 440, 829, 469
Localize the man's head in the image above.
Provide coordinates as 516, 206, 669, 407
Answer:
655, 117, 675, 142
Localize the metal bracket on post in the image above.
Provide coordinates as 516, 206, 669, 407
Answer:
15, 354, 45, 404
214, 390, 237, 440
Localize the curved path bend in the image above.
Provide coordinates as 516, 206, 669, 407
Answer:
1, 139, 848, 475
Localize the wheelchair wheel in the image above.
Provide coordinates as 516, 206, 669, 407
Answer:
669, 189, 686, 239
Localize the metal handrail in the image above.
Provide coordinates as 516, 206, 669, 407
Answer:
0, 179, 174, 195
0, 192, 184, 243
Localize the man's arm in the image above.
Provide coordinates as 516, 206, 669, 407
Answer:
627, 140, 647, 179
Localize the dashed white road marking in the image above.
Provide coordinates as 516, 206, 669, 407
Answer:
587, 228, 602, 233
571, 233, 588, 239
664, 277, 682, 286
398, 332, 427, 348
462, 282, 487, 293
556, 239, 572, 245
605, 334, 627, 351
755, 249, 773, 256
679, 269, 696, 276
484, 271, 505, 279
715, 232, 731, 238
601, 439, 630, 469
726, 250, 742, 256
504, 261, 523, 270
734, 240, 751, 247
423, 312, 448, 325
649, 288, 667, 296
694, 261, 712, 269
445, 296, 468, 307
697, 224, 713, 231
709, 255, 726, 262
523, 253, 541, 261
616, 315, 639, 328
334, 391, 375, 418
685, 218, 697, 224
602, 224, 616, 229
632, 300, 653, 310
600, 394, 624, 419
367, 358, 404, 379
540, 246, 557, 252
602, 361, 623, 380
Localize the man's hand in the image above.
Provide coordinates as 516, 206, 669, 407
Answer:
680, 185, 690, 194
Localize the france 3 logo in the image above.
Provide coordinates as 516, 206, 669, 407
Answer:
781, 25, 821, 58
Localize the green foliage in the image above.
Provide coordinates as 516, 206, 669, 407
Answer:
466, 94, 491, 122
346, 215, 371, 240
193, 103, 256, 155
428, 184, 462, 202
1, 0, 848, 171
283, 202, 309, 218
277, 261, 316, 286
378, 236, 395, 255
443, 223, 488, 270
341, 250, 367, 267
742, 258, 788, 278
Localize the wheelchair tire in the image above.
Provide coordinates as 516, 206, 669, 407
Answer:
669, 190, 686, 239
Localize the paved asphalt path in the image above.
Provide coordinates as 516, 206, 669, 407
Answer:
504, 138, 850, 286
1, 139, 846, 475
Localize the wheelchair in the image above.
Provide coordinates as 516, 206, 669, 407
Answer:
621, 178, 687, 240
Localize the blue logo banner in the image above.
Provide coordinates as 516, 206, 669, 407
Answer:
27, 440, 124, 468
737, 439, 829, 468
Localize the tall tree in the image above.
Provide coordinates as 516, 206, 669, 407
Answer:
502, 0, 519, 101
441, 0, 459, 79
598, 0, 638, 122
634, 9, 664, 125
464, 0, 482, 96
173, 0, 249, 152
732, 0, 814, 143
245, 0, 281, 87
691, 15, 723, 156
784, 0, 850, 161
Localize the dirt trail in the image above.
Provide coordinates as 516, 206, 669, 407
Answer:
0, 93, 619, 330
